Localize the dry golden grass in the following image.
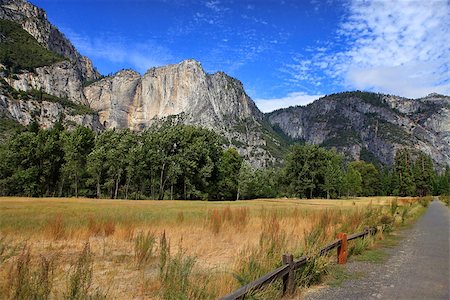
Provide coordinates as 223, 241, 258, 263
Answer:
0, 196, 420, 299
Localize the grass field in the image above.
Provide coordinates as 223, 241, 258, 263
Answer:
0, 196, 425, 299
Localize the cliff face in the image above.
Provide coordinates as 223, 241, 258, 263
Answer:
7, 61, 86, 103
0, 0, 98, 81
267, 92, 450, 168
0, 0, 99, 106
0, 94, 103, 131
84, 60, 262, 129
0, 0, 448, 168
84, 60, 276, 167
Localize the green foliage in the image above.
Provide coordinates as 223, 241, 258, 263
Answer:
238, 162, 279, 200
216, 148, 243, 200
0, 19, 64, 72
0, 113, 25, 142
413, 153, 435, 196
343, 166, 362, 197
392, 149, 416, 196
434, 167, 450, 196
348, 161, 380, 196
282, 144, 348, 199
321, 129, 361, 148
0, 122, 441, 200
61, 127, 95, 197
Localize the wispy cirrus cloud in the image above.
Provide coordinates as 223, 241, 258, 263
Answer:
64, 29, 173, 74
285, 0, 450, 98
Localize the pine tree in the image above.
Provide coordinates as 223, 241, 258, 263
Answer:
393, 149, 416, 196
413, 153, 435, 196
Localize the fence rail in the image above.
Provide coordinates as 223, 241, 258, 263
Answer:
220, 226, 378, 300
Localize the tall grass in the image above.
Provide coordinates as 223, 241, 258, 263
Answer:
0, 235, 18, 264
158, 233, 212, 300
64, 242, 106, 299
7, 246, 54, 299
206, 207, 251, 234
440, 195, 450, 206
134, 231, 156, 269
45, 214, 66, 240
390, 198, 398, 216
207, 209, 223, 234
234, 212, 287, 286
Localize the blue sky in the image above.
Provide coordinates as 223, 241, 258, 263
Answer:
33, 0, 449, 112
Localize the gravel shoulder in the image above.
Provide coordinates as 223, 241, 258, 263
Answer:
303, 200, 449, 300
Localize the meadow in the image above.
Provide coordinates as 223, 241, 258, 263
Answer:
0, 196, 427, 299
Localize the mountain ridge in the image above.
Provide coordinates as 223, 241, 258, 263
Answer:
0, 0, 448, 169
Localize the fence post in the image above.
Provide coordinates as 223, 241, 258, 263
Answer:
282, 253, 295, 296
337, 233, 348, 264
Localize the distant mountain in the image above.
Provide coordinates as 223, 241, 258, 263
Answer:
267, 91, 449, 168
0, 0, 448, 168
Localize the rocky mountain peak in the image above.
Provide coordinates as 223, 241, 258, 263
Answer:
0, 0, 99, 81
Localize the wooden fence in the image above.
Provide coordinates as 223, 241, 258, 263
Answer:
220, 226, 378, 300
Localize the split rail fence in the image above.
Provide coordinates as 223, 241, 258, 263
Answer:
220, 226, 378, 300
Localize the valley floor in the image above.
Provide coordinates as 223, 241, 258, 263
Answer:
0, 196, 421, 299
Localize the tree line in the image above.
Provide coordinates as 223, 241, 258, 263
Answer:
0, 124, 448, 200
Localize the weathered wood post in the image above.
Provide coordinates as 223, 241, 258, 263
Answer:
364, 226, 371, 238
282, 253, 295, 295
337, 233, 348, 264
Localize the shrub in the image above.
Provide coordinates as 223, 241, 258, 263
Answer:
349, 237, 371, 256
295, 255, 329, 288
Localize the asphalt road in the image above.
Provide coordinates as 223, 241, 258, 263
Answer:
303, 199, 449, 300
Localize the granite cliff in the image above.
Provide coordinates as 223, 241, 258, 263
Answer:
83, 60, 280, 166
0, 0, 448, 168
267, 92, 450, 168
0, 0, 98, 81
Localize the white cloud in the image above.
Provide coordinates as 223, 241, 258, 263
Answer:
64, 30, 173, 74
287, 0, 450, 98
255, 92, 324, 113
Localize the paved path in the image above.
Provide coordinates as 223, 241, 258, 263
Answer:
304, 200, 449, 300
